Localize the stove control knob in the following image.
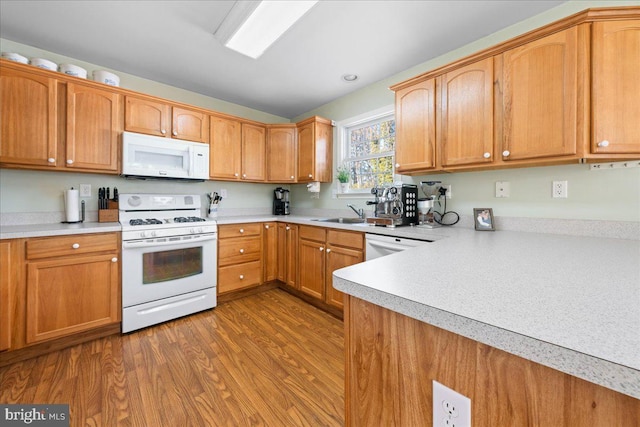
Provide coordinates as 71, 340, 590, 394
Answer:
150, 231, 157, 237
198, 228, 203, 233
190, 228, 196, 234
140, 231, 147, 238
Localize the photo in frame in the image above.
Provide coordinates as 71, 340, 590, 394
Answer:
473, 208, 495, 231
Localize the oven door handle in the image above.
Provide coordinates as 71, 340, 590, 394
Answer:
123, 233, 217, 249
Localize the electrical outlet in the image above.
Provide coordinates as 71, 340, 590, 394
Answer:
220, 189, 228, 198
79, 184, 91, 197
438, 184, 452, 199
433, 381, 471, 427
552, 181, 568, 198
495, 181, 510, 198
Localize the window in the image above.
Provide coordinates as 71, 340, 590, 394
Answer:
338, 106, 396, 193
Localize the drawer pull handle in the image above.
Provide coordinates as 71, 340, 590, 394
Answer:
239, 228, 244, 234
111, 257, 118, 263
239, 249, 244, 254
239, 275, 244, 280
72, 243, 80, 249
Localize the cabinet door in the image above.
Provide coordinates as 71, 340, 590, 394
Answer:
172, 106, 209, 143
241, 123, 266, 181
125, 95, 170, 137
66, 83, 121, 172
440, 58, 494, 167
298, 237, 325, 300
263, 223, 278, 282
297, 121, 315, 181
501, 27, 579, 161
26, 253, 119, 344
0, 241, 13, 352
325, 244, 363, 310
0, 67, 58, 167
267, 126, 297, 182
210, 115, 242, 180
395, 78, 436, 173
592, 20, 640, 154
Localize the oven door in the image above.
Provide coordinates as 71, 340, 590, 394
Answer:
122, 233, 217, 307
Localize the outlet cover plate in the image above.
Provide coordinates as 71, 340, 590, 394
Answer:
433, 380, 471, 427
79, 184, 91, 198
495, 181, 510, 198
552, 181, 568, 198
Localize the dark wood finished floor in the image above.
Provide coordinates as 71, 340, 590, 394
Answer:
0, 289, 345, 426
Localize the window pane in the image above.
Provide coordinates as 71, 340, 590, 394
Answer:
345, 156, 395, 190
348, 118, 395, 157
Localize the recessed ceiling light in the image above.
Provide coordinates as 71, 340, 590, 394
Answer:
342, 74, 358, 82
215, 1, 318, 59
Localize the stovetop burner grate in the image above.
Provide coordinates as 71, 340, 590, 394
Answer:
174, 216, 207, 223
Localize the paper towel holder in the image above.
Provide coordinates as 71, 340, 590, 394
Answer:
61, 200, 85, 224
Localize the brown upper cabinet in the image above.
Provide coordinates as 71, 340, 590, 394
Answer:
209, 114, 242, 180
241, 123, 266, 181
391, 7, 640, 174
438, 57, 494, 169
125, 95, 209, 144
590, 19, 640, 157
1, 64, 121, 174
296, 116, 333, 183
267, 124, 297, 182
498, 26, 585, 164
395, 78, 437, 174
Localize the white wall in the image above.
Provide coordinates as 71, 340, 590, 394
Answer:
289, 0, 640, 223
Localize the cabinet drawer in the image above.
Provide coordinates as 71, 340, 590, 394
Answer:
27, 233, 118, 260
327, 230, 364, 250
218, 260, 262, 294
218, 223, 262, 239
299, 225, 326, 242
218, 236, 261, 266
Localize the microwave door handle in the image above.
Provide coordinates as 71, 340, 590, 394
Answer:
188, 146, 194, 177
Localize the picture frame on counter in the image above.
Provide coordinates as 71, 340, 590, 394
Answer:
474, 208, 495, 231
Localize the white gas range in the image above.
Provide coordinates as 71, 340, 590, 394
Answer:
119, 193, 217, 333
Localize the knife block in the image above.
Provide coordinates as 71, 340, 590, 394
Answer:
98, 201, 119, 223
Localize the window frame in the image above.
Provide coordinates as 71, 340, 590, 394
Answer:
336, 104, 396, 197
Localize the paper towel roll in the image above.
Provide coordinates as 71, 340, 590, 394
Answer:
64, 188, 80, 222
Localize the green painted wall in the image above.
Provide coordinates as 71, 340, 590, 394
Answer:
289, 0, 640, 222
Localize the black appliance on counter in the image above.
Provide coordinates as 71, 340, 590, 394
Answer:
273, 187, 290, 215
365, 184, 418, 227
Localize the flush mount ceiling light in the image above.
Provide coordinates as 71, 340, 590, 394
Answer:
215, 0, 319, 59
342, 74, 358, 82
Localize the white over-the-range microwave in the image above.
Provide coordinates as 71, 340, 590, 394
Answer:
121, 131, 210, 180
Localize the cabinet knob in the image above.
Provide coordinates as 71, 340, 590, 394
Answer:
234, 173, 239, 177
326, 248, 331, 253
308, 174, 313, 178
47, 158, 55, 163
66, 159, 74, 165
242, 173, 247, 178
286, 226, 290, 231
239, 228, 244, 233
319, 247, 324, 251
265, 225, 269, 229
111, 257, 118, 263
483, 152, 491, 159
239, 249, 244, 254
172, 130, 178, 136
161, 129, 167, 135
290, 176, 294, 180
239, 275, 244, 280
395, 163, 400, 168
598, 140, 610, 148
502, 150, 510, 157
72, 243, 80, 249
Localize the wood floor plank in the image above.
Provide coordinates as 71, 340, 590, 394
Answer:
0, 289, 344, 426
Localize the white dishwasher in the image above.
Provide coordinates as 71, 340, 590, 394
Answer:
365, 233, 432, 260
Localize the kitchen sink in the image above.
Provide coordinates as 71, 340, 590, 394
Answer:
312, 217, 366, 224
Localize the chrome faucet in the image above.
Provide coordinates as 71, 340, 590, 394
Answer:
348, 204, 365, 219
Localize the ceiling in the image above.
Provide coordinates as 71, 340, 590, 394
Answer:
0, 0, 567, 119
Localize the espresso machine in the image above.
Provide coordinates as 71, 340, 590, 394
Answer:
365, 184, 418, 227
273, 187, 290, 215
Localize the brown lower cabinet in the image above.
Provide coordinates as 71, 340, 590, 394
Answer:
0, 232, 121, 365
217, 223, 263, 294
345, 296, 640, 426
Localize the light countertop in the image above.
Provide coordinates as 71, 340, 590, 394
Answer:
0, 221, 121, 239
333, 228, 640, 399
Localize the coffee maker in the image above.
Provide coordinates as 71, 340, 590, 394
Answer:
273, 187, 290, 215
